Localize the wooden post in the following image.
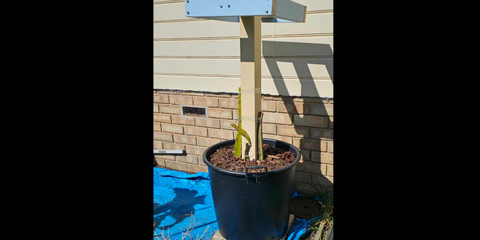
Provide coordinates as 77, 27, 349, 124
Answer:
240, 16, 261, 160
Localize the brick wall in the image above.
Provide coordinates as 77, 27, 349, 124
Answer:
154, 89, 333, 196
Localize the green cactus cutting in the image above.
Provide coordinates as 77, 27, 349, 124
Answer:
257, 112, 264, 161
232, 87, 265, 161
231, 123, 252, 161
233, 87, 242, 157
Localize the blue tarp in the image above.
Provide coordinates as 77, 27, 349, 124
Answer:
286, 216, 322, 240
286, 191, 324, 240
153, 168, 323, 240
153, 168, 218, 240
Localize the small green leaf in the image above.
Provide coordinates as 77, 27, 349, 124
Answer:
231, 123, 251, 144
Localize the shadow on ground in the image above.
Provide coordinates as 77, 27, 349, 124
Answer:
153, 188, 206, 230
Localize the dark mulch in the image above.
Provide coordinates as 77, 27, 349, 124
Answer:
207, 144, 296, 172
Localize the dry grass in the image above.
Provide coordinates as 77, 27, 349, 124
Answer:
154, 213, 214, 240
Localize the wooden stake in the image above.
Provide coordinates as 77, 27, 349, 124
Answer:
240, 16, 261, 160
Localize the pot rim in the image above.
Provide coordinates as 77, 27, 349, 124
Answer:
202, 138, 301, 177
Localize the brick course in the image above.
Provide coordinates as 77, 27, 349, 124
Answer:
165, 160, 187, 172
261, 101, 276, 112
154, 94, 169, 104
293, 115, 329, 128
154, 122, 161, 132
154, 113, 171, 123
184, 126, 208, 137
193, 97, 219, 107
196, 137, 221, 147
185, 145, 207, 156
310, 103, 333, 116
263, 112, 293, 125
161, 123, 183, 134
159, 105, 181, 115
208, 108, 233, 119
171, 115, 195, 125
278, 102, 309, 114
262, 124, 276, 134
220, 119, 239, 130
208, 128, 234, 140
173, 134, 196, 145
277, 125, 309, 138
195, 117, 221, 128
218, 98, 238, 109
154, 141, 163, 150
169, 95, 193, 105
163, 142, 185, 150
154, 90, 333, 196
154, 132, 173, 142
176, 155, 198, 165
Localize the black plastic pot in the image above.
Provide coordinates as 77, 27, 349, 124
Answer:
203, 138, 301, 240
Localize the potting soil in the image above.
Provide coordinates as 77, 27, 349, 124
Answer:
208, 144, 296, 172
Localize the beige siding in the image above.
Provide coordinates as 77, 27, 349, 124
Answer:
154, 58, 332, 79
153, 14, 331, 39
153, 0, 333, 98
154, 36, 333, 57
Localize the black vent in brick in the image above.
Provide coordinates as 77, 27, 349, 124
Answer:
182, 106, 206, 117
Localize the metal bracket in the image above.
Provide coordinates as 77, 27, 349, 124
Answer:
153, 149, 186, 155
154, 149, 186, 167
245, 165, 268, 182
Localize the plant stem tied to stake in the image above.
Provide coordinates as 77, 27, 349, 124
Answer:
257, 112, 263, 161
233, 87, 242, 157
231, 123, 252, 161
231, 101, 264, 161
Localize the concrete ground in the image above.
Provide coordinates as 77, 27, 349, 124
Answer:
211, 214, 295, 240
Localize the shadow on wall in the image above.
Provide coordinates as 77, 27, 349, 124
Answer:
262, 41, 333, 194
262, 41, 333, 95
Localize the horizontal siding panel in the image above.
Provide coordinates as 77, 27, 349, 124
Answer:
263, 78, 333, 97
154, 59, 239, 77
153, 58, 333, 79
154, 0, 183, 4
268, 37, 333, 56
153, 14, 330, 39
264, 58, 333, 79
154, 39, 240, 57
275, 13, 333, 36
294, 0, 333, 11
154, 19, 273, 39
154, 3, 184, 21
154, 75, 333, 98
153, 36, 332, 57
